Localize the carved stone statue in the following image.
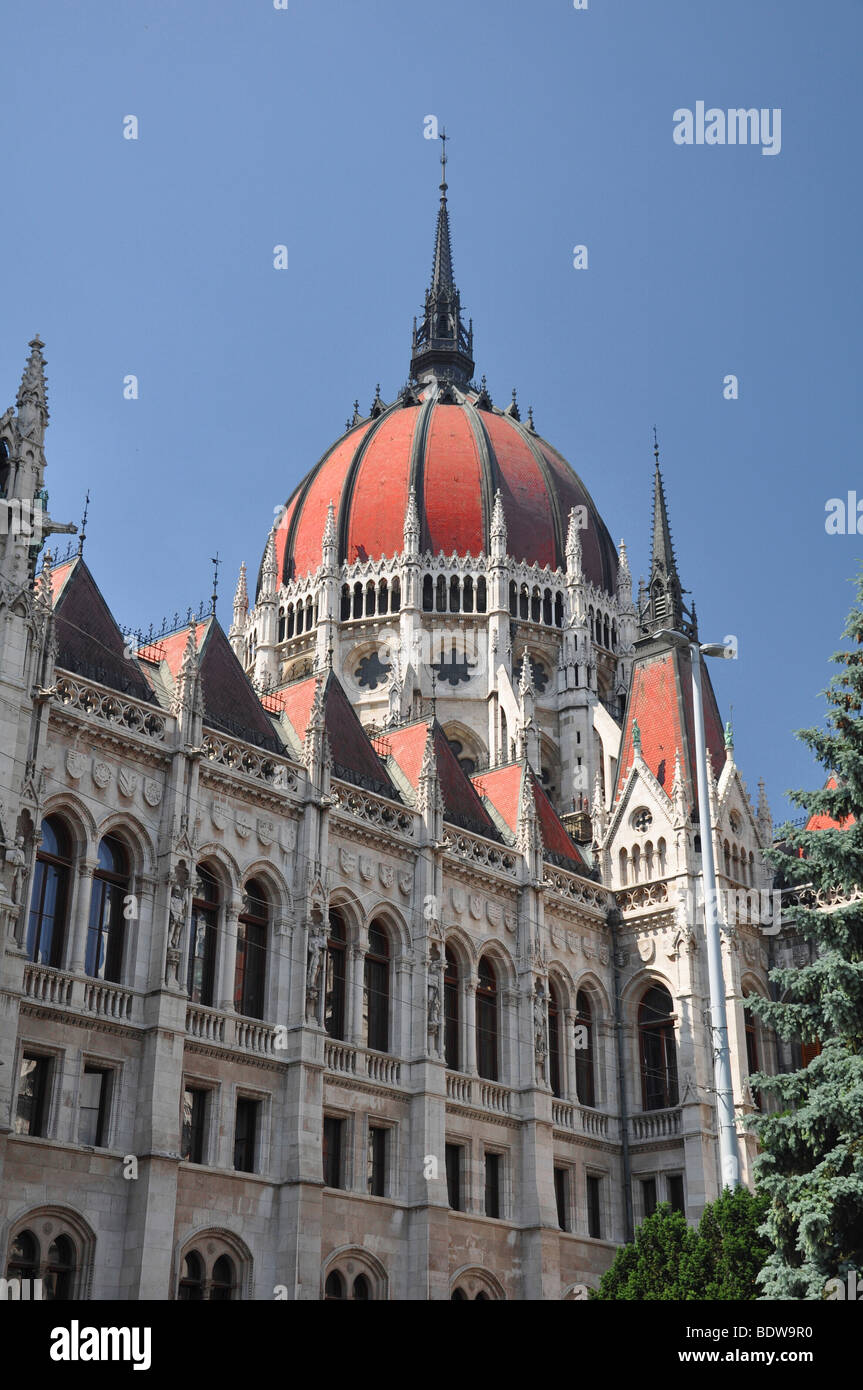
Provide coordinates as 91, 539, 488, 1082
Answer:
427, 982, 441, 1049
168, 883, 188, 949
533, 986, 547, 1083
305, 920, 327, 1020
6, 834, 27, 905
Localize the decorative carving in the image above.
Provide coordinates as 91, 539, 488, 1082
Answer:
305, 920, 328, 1021
378, 864, 394, 890
257, 817, 276, 847
92, 759, 112, 790
359, 855, 374, 883
235, 811, 252, 839
398, 870, 412, 896
211, 797, 227, 831
117, 767, 139, 799
534, 984, 548, 1083
143, 777, 162, 807
339, 847, 357, 876
66, 750, 86, 780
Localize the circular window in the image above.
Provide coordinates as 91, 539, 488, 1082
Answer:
631, 807, 653, 834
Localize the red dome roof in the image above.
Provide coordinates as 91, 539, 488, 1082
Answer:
268, 390, 619, 595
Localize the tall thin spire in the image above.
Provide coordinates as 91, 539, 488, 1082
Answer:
640, 432, 695, 638
410, 131, 475, 388
16, 335, 49, 444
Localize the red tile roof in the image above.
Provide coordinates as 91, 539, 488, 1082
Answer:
385, 720, 501, 838
475, 762, 588, 869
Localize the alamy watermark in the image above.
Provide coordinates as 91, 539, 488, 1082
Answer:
673, 103, 781, 156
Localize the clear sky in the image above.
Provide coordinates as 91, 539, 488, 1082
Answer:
2, 0, 860, 822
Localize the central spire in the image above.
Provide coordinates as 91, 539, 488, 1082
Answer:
640, 432, 697, 639
410, 131, 475, 388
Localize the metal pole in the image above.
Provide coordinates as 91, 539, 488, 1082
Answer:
689, 642, 741, 1189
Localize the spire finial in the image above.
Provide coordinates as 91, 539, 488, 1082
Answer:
210, 551, 221, 617
77, 490, 90, 558
410, 128, 475, 388
653, 424, 659, 464
440, 126, 448, 193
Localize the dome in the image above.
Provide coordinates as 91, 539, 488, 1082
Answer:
266, 388, 618, 596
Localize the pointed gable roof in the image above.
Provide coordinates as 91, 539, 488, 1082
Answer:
138, 618, 284, 752
615, 642, 725, 812
48, 556, 156, 702
805, 774, 855, 832
385, 720, 501, 838
475, 762, 588, 870
271, 671, 399, 798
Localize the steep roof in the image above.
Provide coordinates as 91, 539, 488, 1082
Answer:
272, 670, 399, 798
474, 762, 588, 870
384, 720, 502, 839
48, 556, 156, 702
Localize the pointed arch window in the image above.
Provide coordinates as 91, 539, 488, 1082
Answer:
390, 577, 401, 613
188, 867, 219, 1007
325, 910, 347, 1041
178, 1250, 205, 1301
744, 992, 762, 1111
235, 880, 268, 1019
27, 815, 71, 968
44, 1236, 75, 1301
324, 1271, 345, 1300
476, 576, 486, 612
364, 924, 390, 1052
463, 576, 474, 612
444, 946, 460, 1070
548, 981, 563, 1098
436, 575, 447, 613
476, 957, 499, 1081
422, 575, 434, 611
509, 581, 517, 616
575, 990, 595, 1107
639, 984, 678, 1111
86, 835, 129, 982
210, 1255, 236, 1301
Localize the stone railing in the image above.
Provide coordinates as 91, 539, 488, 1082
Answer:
543, 866, 609, 916
444, 1072, 514, 1114
323, 1041, 403, 1087
617, 880, 669, 914
630, 1107, 682, 1142
332, 784, 416, 839
82, 979, 134, 1021
55, 672, 169, 744
364, 1050, 402, 1086
477, 1079, 513, 1114
200, 731, 300, 791
446, 1072, 473, 1104
235, 1018, 279, 1056
185, 1005, 280, 1056
324, 1040, 358, 1075
185, 1004, 227, 1044
551, 1099, 610, 1138
22, 963, 74, 1007
445, 831, 518, 878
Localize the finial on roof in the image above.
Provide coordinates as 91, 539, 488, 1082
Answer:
351, 399, 362, 426
653, 424, 660, 464
77, 490, 90, 558
632, 718, 642, 753
210, 551, 221, 617
410, 129, 475, 389
527, 405, 535, 431
724, 712, 734, 753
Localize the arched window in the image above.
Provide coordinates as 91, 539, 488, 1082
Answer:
744, 992, 762, 1111
463, 576, 474, 612
444, 946, 460, 1070
44, 1235, 76, 1301
178, 1250, 205, 1300
278, 608, 286, 642
639, 984, 679, 1111
296, 601, 304, 635
379, 579, 388, 614
548, 981, 563, 1098
352, 1273, 370, 1300
451, 1287, 468, 1301
619, 848, 628, 886
531, 588, 541, 623
324, 1271, 345, 1300
210, 1255, 235, 1301
364, 924, 390, 1052
476, 957, 499, 1081
365, 582, 376, 617
340, 585, 351, 621
235, 880, 268, 1019
658, 838, 667, 875
287, 605, 295, 638
543, 589, 552, 626
436, 575, 447, 613
27, 815, 71, 967
325, 910, 347, 1040
645, 841, 654, 878
554, 592, 564, 627
353, 583, 363, 619
631, 845, 640, 882
449, 575, 460, 612
390, 578, 401, 613
575, 990, 595, 1107
86, 835, 129, 982
476, 577, 486, 612
188, 867, 219, 1007
603, 618, 610, 649
6, 1230, 38, 1283
422, 575, 434, 611
519, 585, 529, 620
509, 581, 517, 616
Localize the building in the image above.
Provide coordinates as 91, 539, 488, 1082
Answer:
0, 149, 782, 1300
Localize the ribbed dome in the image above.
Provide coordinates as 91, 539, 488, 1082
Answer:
266, 386, 619, 596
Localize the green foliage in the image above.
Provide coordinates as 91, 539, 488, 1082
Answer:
745, 572, 863, 1299
592, 1189, 769, 1300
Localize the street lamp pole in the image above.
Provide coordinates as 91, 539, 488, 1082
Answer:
658, 630, 741, 1190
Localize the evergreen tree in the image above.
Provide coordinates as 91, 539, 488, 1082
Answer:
746, 573, 863, 1299
593, 1189, 768, 1300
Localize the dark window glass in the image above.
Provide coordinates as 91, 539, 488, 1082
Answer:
85, 836, 129, 982
484, 1151, 501, 1219
352, 1274, 370, 1300
325, 912, 347, 1040
476, 958, 498, 1081
586, 1175, 602, 1238
744, 994, 762, 1111
324, 1270, 345, 1300
181, 1087, 207, 1164
210, 1255, 234, 1301
639, 985, 679, 1111
575, 990, 595, 1107
188, 868, 218, 1007
233, 1097, 258, 1173
444, 947, 459, 1070
27, 815, 71, 967
78, 1066, 110, 1147
554, 1167, 569, 1231
445, 1143, 463, 1211
15, 1054, 50, 1136
668, 1174, 685, 1214
451, 1287, 467, 1301
235, 880, 267, 1018
422, 575, 434, 612
476, 577, 486, 612
178, 1250, 205, 1301
367, 1125, 387, 1197
6, 1230, 38, 1283
548, 984, 562, 1098
364, 924, 389, 1052
44, 1235, 75, 1301
323, 1116, 344, 1189
641, 1177, 657, 1219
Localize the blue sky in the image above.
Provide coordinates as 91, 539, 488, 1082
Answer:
2, 0, 860, 820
